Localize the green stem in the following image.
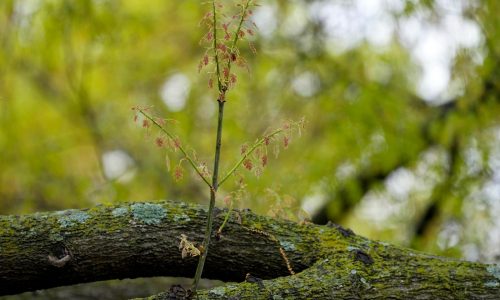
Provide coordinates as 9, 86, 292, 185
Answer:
192, 0, 252, 292
138, 110, 212, 188
192, 100, 225, 292
212, 0, 222, 91
218, 127, 283, 187
217, 196, 233, 235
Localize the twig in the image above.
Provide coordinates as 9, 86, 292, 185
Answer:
219, 127, 283, 187
138, 109, 212, 188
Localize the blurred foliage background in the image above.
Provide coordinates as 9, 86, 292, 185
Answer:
1, 0, 499, 279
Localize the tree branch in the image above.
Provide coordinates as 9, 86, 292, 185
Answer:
0, 200, 499, 299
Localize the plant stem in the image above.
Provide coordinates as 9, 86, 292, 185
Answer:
192, 0, 251, 292
212, 0, 222, 91
192, 99, 225, 292
217, 195, 233, 235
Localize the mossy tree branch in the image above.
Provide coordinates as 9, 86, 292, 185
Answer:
0, 200, 499, 299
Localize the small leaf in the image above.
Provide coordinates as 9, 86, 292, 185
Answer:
165, 153, 171, 172
273, 143, 280, 158
261, 154, 268, 167
254, 166, 262, 177
174, 165, 184, 181
241, 144, 248, 155
223, 195, 232, 206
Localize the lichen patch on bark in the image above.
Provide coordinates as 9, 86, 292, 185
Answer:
487, 264, 500, 280
130, 203, 166, 225
57, 211, 90, 228
111, 207, 129, 217
173, 213, 191, 223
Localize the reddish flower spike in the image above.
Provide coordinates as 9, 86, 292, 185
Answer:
156, 118, 166, 126
241, 144, 248, 155
249, 42, 257, 54
174, 138, 182, 149
155, 137, 165, 147
218, 44, 227, 52
174, 165, 183, 181
261, 155, 268, 167
206, 31, 213, 42
283, 136, 289, 149
243, 159, 253, 171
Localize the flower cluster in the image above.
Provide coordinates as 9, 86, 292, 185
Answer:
198, 0, 258, 92
233, 118, 306, 179
132, 106, 211, 184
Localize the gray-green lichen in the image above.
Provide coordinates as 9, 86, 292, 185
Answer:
487, 264, 500, 280
22, 228, 38, 238
49, 232, 64, 242
58, 211, 90, 228
270, 224, 281, 231
208, 286, 225, 296
484, 281, 499, 288
131, 203, 166, 225
347, 246, 360, 252
112, 207, 129, 217
173, 213, 191, 223
280, 241, 296, 252
359, 276, 371, 288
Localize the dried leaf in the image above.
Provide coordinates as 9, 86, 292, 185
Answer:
178, 234, 201, 259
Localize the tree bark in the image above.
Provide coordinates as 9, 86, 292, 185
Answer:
0, 200, 499, 299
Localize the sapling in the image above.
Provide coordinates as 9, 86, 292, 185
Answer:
132, 0, 304, 294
